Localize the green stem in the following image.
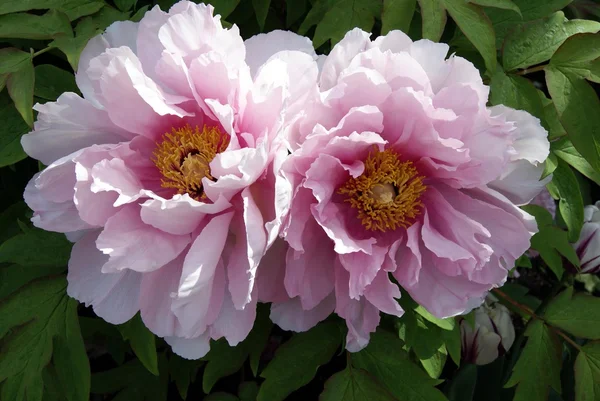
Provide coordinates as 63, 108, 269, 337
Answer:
515, 64, 548, 76
32, 47, 52, 58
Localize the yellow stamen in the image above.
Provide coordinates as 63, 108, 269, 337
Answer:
338, 147, 426, 232
153, 125, 229, 200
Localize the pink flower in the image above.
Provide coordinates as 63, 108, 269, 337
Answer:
264, 29, 548, 351
21, 1, 318, 359
573, 202, 600, 274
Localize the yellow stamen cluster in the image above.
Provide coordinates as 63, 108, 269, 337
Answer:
153, 125, 229, 200
338, 148, 426, 232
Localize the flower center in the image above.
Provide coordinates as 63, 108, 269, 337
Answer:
338, 147, 426, 232
153, 125, 229, 200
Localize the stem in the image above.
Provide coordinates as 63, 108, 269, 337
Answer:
555, 329, 582, 351
515, 64, 547, 76
32, 47, 51, 58
492, 289, 537, 317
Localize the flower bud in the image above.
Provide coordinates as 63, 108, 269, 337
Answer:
460, 296, 515, 365
573, 202, 600, 274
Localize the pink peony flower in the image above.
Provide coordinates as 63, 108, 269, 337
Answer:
573, 202, 600, 274
21, 1, 319, 359
264, 29, 549, 351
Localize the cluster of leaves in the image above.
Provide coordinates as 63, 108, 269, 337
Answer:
2, 0, 600, 400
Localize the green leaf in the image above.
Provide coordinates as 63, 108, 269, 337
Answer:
446, 364, 477, 401
469, 0, 520, 15
0, 277, 90, 401
546, 65, 600, 173
205, 393, 239, 401
505, 319, 562, 401
203, 339, 248, 393
415, 305, 456, 331
545, 287, 600, 339
0, 0, 104, 21
0, 10, 72, 40
118, 314, 158, 376
0, 48, 32, 75
542, 152, 558, 179
238, 381, 259, 401
546, 159, 584, 242
34, 65, 79, 101
130, 5, 149, 22
489, 69, 545, 119
420, 346, 448, 379
246, 304, 273, 377
6, 57, 35, 127
286, 0, 306, 27
382, 0, 416, 35
0, 90, 29, 167
550, 33, 600, 83
442, 322, 461, 367
0, 227, 72, 267
51, 17, 101, 71
114, 0, 136, 12
210, 0, 241, 18
257, 321, 343, 401
252, 0, 271, 30
542, 96, 567, 139
401, 309, 445, 359
553, 138, 600, 186
320, 366, 396, 401
418, 0, 447, 42
574, 342, 600, 401
0, 264, 65, 299
299, 0, 382, 48
503, 12, 600, 71
0, 201, 30, 244
168, 354, 201, 400
442, 0, 496, 73
352, 330, 447, 401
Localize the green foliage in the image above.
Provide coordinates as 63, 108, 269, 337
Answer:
0, 277, 90, 401
34, 64, 79, 101
0, 0, 104, 21
490, 69, 544, 118
506, 319, 563, 401
168, 354, 202, 399
552, 138, 600, 186
574, 342, 600, 401
0, 10, 72, 40
118, 313, 159, 376
546, 158, 584, 242
545, 287, 600, 340
257, 321, 343, 401
0, 90, 30, 167
381, 0, 416, 35
418, 0, 447, 41
320, 365, 396, 401
446, 364, 477, 401
6, 56, 34, 127
0, 226, 73, 267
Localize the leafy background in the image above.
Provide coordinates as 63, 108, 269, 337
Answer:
1, 0, 600, 400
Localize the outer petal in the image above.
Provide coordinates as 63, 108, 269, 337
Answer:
165, 333, 211, 360
270, 294, 335, 332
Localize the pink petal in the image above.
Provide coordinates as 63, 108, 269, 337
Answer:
270, 294, 335, 332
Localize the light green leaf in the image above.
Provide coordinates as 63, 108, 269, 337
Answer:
118, 314, 159, 376
210, 0, 241, 18
352, 330, 447, 401
382, 0, 416, 35
0, 91, 29, 167
442, 0, 496, 73
252, 0, 271, 30
502, 11, 600, 71
469, 0, 520, 15
550, 33, 600, 83
320, 366, 396, 401
418, 0, 447, 42
505, 320, 562, 401
0, 9, 71, 40
51, 17, 101, 71
546, 65, 600, 173
0, 0, 105, 20
257, 321, 343, 401
553, 138, 600, 186
415, 305, 456, 331
545, 287, 600, 339
0, 48, 32, 75
542, 152, 558, 179
574, 342, 600, 401
0, 277, 90, 401
442, 322, 461, 367
420, 346, 447, 379
546, 159, 584, 242
168, 355, 201, 400
299, 0, 382, 48
7, 57, 35, 127
490, 69, 545, 119
34, 65, 79, 101
0, 227, 72, 267
543, 97, 567, 139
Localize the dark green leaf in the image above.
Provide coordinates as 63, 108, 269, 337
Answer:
168, 354, 201, 400
418, 0, 447, 42
205, 393, 240, 401
546, 66, 600, 173
0, 48, 31, 75
574, 342, 600, 401
401, 309, 445, 359
442, 323, 461, 366
34, 65, 79, 101
118, 314, 159, 376
0, 0, 104, 20
0, 264, 65, 299
553, 138, 600, 186
286, 0, 306, 27
0, 277, 90, 401
203, 339, 248, 393
238, 381, 259, 401
352, 330, 447, 401
114, 0, 136, 12
550, 33, 600, 83
7, 57, 35, 127
252, 0, 271, 30
469, 0, 520, 15
546, 159, 584, 242
0, 10, 72, 40
257, 321, 343, 401
502, 12, 600, 71
545, 287, 600, 339
210, 0, 241, 18
246, 304, 273, 377
489, 70, 544, 119
130, 5, 149, 22
0, 227, 72, 267
505, 320, 562, 401
541, 95, 567, 139
446, 364, 478, 401
442, 0, 496, 73
0, 201, 30, 243
320, 366, 396, 401
382, 0, 416, 35
0, 90, 29, 167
